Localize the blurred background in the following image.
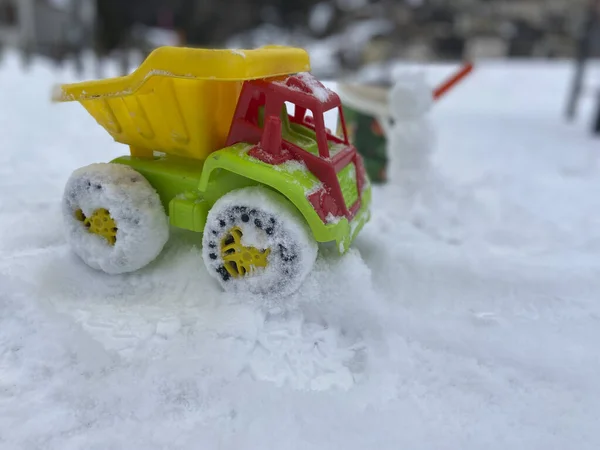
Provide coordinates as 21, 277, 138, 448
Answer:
0, 0, 597, 78
1, 0, 600, 129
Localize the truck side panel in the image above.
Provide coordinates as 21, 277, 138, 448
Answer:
110, 154, 205, 211
110, 144, 371, 252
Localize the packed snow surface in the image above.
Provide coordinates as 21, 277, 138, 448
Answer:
1, 53, 600, 449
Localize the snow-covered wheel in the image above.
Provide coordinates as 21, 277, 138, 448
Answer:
202, 186, 318, 297
62, 163, 169, 274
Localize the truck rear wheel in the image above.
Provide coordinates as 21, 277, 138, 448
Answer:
202, 186, 318, 297
62, 163, 169, 274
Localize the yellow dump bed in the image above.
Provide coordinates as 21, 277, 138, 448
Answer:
54, 46, 310, 159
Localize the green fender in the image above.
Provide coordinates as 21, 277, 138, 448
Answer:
198, 143, 371, 253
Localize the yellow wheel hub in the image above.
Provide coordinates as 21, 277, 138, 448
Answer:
75, 208, 118, 246
220, 226, 270, 278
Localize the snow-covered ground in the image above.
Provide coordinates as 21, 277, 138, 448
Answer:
2, 52, 600, 449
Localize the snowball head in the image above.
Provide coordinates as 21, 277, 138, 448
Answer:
389, 71, 433, 120
62, 163, 169, 274
202, 186, 318, 298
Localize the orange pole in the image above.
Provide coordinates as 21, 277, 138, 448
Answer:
433, 62, 474, 101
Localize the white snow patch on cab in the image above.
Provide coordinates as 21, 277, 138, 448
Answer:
296, 72, 332, 102
274, 159, 308, 173
326, 213, 342, 224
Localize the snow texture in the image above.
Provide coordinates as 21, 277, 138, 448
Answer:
230, 49, 247, 58
202, 186, 318, 298
62, 162, 169, 274
386, 71, 436, 197
1, 52, 600, 449
295, 72, 332, 102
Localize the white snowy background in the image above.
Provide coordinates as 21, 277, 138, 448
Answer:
1, 51, 600, 449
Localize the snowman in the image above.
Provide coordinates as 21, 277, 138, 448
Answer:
384, 71, 435, 200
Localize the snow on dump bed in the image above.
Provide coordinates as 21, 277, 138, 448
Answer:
1, 52, 600, 449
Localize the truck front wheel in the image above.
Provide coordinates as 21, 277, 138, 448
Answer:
202, 186, 318, 297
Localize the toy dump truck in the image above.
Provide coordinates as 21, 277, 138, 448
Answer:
54, 46, 371, 296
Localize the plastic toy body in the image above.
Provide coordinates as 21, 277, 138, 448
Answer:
55, 46, 371, 296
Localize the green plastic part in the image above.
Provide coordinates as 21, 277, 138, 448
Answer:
338, 163, 359, 208
199, 143, 371, 252
341, 104, 388, 183
111, 142, 371, 253
169, 197, 210, 232
111, 154, 210, 232
111, 154, 204, 210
